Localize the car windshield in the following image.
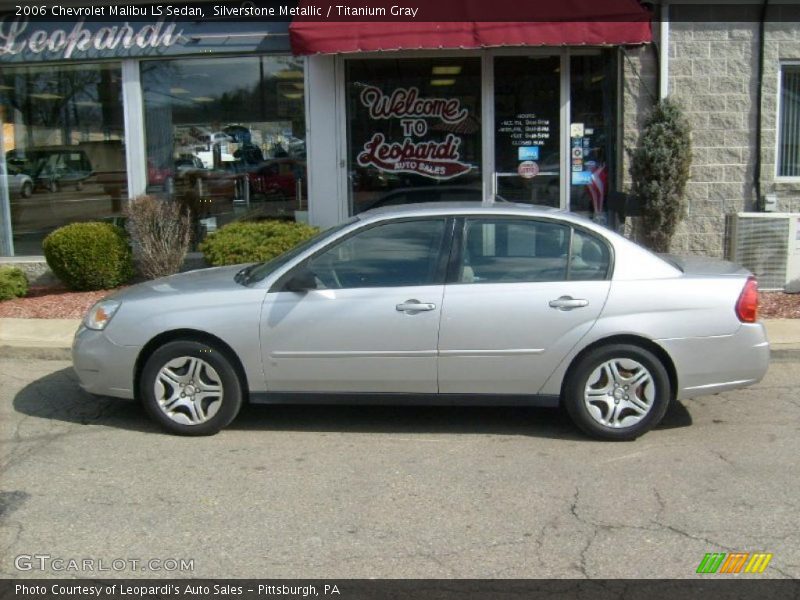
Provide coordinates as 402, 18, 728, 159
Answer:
237, 218, 358, 286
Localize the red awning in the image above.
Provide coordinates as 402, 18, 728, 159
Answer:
289, 1, 652, 55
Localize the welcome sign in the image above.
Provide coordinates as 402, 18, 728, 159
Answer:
356, 85, 473, 181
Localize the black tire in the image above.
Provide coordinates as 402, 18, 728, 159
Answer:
75, 181, 84, 191
48, 180, 58, 193
140, 339, 243, 436
563, 343, 671, 441
20, 181, 33, 198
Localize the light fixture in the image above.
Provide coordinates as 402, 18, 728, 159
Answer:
170, 87, 190, 94
430, 79, 456, 86
74, 100, 101, 107
30, 93, 62, 100
282, 92, 303, 99
192, 96, 215, 103
432, 66, 461, 76
293, 82, 305, 90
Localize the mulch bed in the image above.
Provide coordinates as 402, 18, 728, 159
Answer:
0, 285, 124, 319
1, 285, 798, 320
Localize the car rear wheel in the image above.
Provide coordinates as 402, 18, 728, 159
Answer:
20, 181, 33, 198
140, 340, 243, 435
564, 343, 671, 441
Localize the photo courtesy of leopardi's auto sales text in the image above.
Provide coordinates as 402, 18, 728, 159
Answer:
1, 0, 800, 599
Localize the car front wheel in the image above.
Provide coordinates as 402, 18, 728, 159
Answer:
563, 343, 671, 441
140, 340, 243, 435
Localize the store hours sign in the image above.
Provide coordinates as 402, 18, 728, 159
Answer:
356, 86, 472, 180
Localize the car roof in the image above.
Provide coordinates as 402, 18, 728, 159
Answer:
359, 200, 565, 220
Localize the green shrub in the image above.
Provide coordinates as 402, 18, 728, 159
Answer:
200, 220, 319, 267
0, 266, 28, 301
629, 97, 692, 253
43, 222, 134, 291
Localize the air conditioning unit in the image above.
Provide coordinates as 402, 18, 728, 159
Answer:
726, 212, 800, 292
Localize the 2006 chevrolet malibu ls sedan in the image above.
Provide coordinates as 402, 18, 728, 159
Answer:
72, 203, 770, 440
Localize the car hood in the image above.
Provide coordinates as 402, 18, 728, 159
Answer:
112, 264, 250, 301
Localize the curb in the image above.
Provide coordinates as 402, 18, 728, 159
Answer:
2, 346, 800, 362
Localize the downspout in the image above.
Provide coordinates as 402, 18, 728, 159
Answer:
754, 0, 768, 211
659, 2, 669, 100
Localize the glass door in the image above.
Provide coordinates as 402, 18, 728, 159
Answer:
568, 50, 618, 222
493, 55, 561, 208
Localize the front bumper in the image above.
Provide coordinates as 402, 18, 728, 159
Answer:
657, 322, 770, 400
72, 325, 140, 399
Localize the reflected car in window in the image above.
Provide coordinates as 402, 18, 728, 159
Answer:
1, 165, 34, 198
247, 158, 306, 201
72, 203, 769, 440
9, 147, 94, 193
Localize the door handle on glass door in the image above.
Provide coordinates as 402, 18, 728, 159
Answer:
396, 300, 436, 312
548, 296, 589, 310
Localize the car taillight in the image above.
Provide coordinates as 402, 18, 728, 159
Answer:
735, 277, 759, 323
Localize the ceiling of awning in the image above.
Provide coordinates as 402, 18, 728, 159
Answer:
289, 1, 652, 55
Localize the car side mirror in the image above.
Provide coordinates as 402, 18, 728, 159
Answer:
283, 268, 317, 293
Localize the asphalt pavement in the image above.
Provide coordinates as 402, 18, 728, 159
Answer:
1, 356, 798, 579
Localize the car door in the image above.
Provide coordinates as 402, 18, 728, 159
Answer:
260, 217, 451, 393
438, 217, 612, 395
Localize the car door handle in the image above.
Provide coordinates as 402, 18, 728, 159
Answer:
396, 300, 436, 312
549, 296, 589, 310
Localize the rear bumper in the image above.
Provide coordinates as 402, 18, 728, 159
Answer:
656, 322, 770, 400
72, 325, 139, 399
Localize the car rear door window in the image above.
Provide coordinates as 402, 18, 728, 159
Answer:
569, 229, 611, 281
460, 218, 570, 283
306, 219, 447, 289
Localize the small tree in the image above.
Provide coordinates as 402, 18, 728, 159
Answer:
629, 98, 692, 253
125, 195, 191, 280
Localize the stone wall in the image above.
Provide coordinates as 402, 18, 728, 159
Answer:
761, 14, 800, 213
622, 7, 800, 257
668, 18, 760, 257
620, 44, 658, 242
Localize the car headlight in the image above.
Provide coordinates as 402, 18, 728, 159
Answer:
84, 299, 121, 330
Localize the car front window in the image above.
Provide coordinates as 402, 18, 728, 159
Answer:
303, 218, 448, 289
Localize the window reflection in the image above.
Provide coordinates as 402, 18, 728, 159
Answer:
0, 63, 125, 255
141, 56, 307, 242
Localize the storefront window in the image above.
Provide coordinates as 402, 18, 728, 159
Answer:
569, 51, 618, 220
346, 58, 482, 214
141, 56, 307, 239
494, 56, 561, 207
0, 63, 125, 255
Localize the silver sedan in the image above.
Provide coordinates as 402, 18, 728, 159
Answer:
72, 203, 769, 440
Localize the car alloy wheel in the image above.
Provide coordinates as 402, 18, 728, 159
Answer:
583, 358, 654, 428
141, 339, 243, 435
564, 343, 671, 441
21, 181, 33, 198
154, 356, 224, 426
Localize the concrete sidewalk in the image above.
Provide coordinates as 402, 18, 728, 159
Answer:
1, 317, 799, 361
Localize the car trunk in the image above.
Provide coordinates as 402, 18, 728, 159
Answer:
659, 254, 751, 278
